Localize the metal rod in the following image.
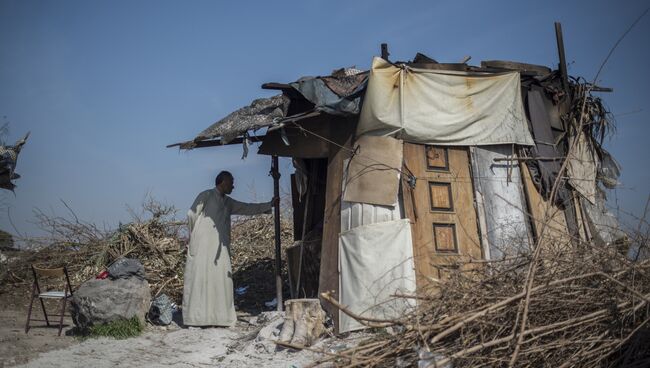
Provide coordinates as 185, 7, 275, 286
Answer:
166, 135, 265, 149
493, 157, 565, 162
271, 155, 283, 311
554, 22, 570, 92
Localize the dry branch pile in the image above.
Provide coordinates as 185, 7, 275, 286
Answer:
0, 200, 292, 310
317, 238, 650, 368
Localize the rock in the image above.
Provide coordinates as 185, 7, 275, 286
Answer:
70, 278, 151, 328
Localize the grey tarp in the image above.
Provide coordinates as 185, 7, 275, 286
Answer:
108, 258, 146, 281
525, 89, 570, 206
290, 73, 367, 116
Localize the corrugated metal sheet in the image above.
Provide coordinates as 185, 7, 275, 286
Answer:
470, 146, 533, 259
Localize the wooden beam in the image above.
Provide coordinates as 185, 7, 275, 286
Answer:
480, 60, 551, 76
262, 82, 293, 90
589, 85, 614, 93
381, 43, 389, 61
554, 22, 570, 92
493, 157, 565, 162
318, 131, 352, 333
166, 135, 265, 149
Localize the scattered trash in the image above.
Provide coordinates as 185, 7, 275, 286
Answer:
328, 343, 348, 354
395, 356, 410, 367
235, 285, 249, 296
148, 293, 175, 326
264, 298, 277, 308
95, 270, 109, 279
418, 350, 452, 368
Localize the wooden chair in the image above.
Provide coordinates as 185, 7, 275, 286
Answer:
25, 265, 73, 336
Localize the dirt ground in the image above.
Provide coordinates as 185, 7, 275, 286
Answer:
0, 307, 76, 367
0, 298, 332, 368
0, 219, 343, 367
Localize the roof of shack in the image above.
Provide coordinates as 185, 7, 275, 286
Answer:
169, 67, 368, 150
167, 54, 567, 151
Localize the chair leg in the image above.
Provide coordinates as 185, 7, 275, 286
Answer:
25, 284, 36, 334
57, 298, 67, 336
39, 297, 50, 326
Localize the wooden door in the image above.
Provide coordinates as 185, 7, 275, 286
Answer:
402, 143, 483, 288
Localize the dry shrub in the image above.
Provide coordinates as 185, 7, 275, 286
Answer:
0, 198, 293, 310
315, 233, 650, 368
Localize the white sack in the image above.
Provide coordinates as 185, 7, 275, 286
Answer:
358, 57, 535, 146
339, 219, 416, 333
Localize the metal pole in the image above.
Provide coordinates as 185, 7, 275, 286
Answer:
271, 155, 283, 311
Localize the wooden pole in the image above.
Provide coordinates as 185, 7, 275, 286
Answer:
554, 22, 569, 92
271, 155, 283, 311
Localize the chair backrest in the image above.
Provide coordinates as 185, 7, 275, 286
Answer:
32, 266, 65, 278
31, 265, 73, 296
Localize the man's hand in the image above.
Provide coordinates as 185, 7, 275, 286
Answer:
271, 196, 280, 207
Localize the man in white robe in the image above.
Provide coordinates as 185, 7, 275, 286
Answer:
183, 171, 276, 326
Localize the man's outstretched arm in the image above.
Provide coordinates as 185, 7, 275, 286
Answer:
228, 196, 277, 216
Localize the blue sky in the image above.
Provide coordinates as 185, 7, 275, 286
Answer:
1, 0, 649, 240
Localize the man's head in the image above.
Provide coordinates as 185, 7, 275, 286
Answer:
215, 171, 234, 195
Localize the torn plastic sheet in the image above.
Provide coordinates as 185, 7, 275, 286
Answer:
526, 89, 570, 206
581, 188, 626, 246
0, 132, 29, 191
597, 148, 621, 189
194, 94, 289, 145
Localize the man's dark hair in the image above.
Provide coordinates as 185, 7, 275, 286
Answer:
215, 171, 233, 186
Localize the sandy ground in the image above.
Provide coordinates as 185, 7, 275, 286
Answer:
0, 301, 339, 368
0, 298, 77, 367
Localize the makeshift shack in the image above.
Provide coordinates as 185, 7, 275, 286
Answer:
169, 27, 625, 333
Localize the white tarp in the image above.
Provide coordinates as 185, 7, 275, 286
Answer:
339, 219, 416, 333
358, 57, 535, 146
341, 199, 402, 232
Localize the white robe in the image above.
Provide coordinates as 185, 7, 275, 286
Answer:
182, 188, 272, 326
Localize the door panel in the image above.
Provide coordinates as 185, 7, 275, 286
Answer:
402, 143, 482, 287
